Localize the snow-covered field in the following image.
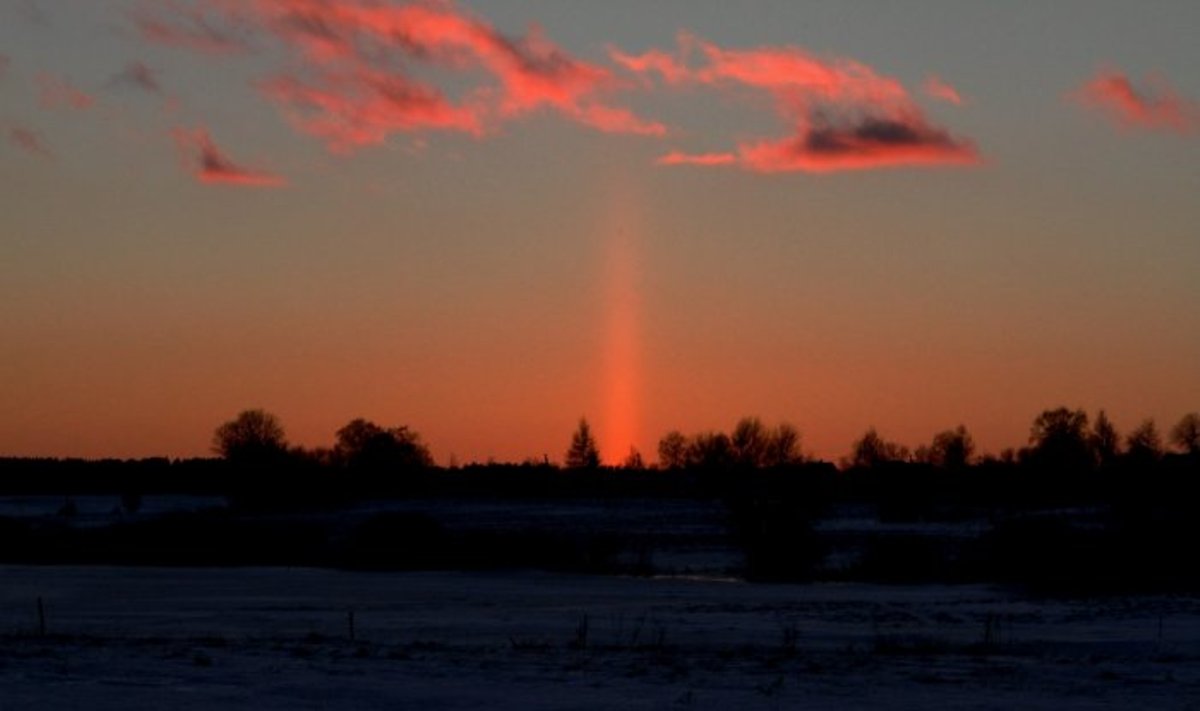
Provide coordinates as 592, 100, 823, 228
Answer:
2, 566, 1198, 709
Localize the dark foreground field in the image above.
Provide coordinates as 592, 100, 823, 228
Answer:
2, 565, 1199, 709
3, 455, 1199, 707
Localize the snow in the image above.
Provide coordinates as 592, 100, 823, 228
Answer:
2, 566, 1198, 708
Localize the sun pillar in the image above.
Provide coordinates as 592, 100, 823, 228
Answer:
600, 182, 642, 465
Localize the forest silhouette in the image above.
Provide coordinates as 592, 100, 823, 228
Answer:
1, 406, 1198, 592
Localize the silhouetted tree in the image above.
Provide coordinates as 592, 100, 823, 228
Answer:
731, 417, 770, 468
1027, 407, 1093, 473
687, 432, 733, 469
849, 428, 908, 469
621, 447, 645, 470
730, 418, 805, 468
565, 418, 601, 470
1090, 410, 1121, 468
1170, 413, 1200, 455
212, 409, 288, 464
657, 420, 802, 471
764, 422, 804, 468
1125, 418, 1163, 465
334, 418, 433, 472
926, 425, 975, 470
657, 431, 688, 470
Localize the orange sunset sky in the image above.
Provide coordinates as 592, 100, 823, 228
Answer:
1, 1, 1198, 464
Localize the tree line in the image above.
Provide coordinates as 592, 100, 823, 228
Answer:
2, 407, 1198, 589
210, 407, 1199, 473
212, 409, 433, 472
0, 406, 1194, 504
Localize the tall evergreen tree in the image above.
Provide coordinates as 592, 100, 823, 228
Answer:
565, 418, 601, 470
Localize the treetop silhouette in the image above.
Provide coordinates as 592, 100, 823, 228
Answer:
334, 418, 433, 472
212, 409, 287, 464
565, 418, 601, 470
1170, 413, 1200, 455
848, 427, 909, 469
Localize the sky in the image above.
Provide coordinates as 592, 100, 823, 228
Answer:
1, 1, 1198, 465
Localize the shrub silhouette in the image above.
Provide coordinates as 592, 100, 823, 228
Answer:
334, 418, 433, 473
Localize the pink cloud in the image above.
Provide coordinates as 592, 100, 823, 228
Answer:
615, 34, 978, 173
656, 150, 736, 167
140, 3, 979, 173
609, 46, 691, 86
1073, 69, 1198, 134
739, 114, 980, 173
923, 74, 963, 106
258, 68, 484, 152
37, 73, 95, 111
279, 1, 666, 138
171, 126, 286, 186
695, 42, 907, 108
144, 0, 663, 153
363, 5, 603, 116
613, 33, 907, 106
8, 125, 52, 158
572, 103, 664, 136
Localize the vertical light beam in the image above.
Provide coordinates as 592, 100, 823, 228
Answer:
600, 180, 642, 465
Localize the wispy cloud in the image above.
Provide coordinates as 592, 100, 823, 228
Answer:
111, 61, 162, 94
141, 0, 663, 154
37, 73, 95, 111
613, 32, 908, 103
133, 1, 252, 55
1073, 68, 1198, 134
656, 150, 736, 167
135, 3, 979, 174
257, 67, 484, 153
923, 75, 963, 106
614, 33, 979, 173
0, 53, 10, 79
172, 126, 286, 187
609, 45, 691, 86
7, 125, 52, 158
263, 0, 665, 143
